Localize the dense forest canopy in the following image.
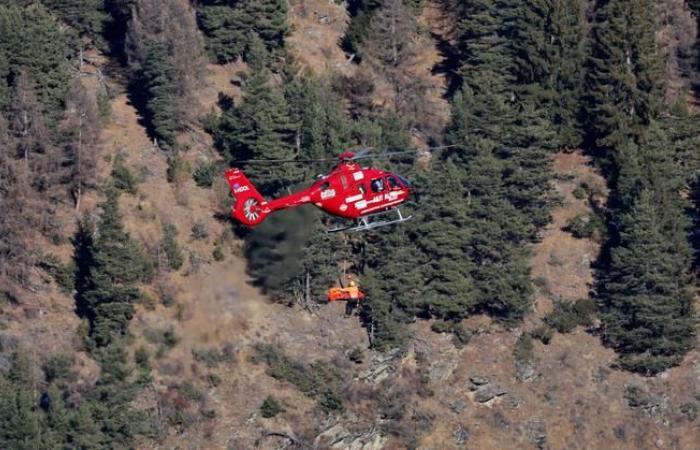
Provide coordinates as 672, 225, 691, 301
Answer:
0, 0, 699, 447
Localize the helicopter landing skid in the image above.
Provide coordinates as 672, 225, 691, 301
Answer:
327, 208, 412, 233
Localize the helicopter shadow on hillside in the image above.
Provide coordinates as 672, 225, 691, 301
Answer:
430, 31, 462, 101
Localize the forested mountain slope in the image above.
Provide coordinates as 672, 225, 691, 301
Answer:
0, 0, 699, 449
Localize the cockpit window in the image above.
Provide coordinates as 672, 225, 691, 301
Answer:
370, 178, 384, 193
320, 181, 331, 191
386, 176, 400, 189
397, 175, 411, 187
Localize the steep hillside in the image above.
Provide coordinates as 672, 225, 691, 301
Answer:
2, 2, 700, 449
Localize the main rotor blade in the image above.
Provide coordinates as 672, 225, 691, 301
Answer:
350, 146, 373, 160
229, 144, 460, 164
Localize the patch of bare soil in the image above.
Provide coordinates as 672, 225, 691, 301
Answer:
530, 151, 607, 318
287, 0, 352, 76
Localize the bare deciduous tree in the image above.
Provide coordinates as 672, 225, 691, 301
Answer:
63, 79, 100, 212
125, 0, 206, 122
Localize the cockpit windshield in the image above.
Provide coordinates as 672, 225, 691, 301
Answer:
397, 175, 411, 187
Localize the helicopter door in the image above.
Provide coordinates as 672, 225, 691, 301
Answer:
370, 178, 385, 193
385, 176, 402, 190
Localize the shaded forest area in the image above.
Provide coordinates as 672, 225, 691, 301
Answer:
0, 0, 699, 447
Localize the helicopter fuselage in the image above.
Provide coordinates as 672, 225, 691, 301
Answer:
225, 159, 413, 228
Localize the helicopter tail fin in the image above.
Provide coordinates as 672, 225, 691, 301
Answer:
224, 168, 270, 227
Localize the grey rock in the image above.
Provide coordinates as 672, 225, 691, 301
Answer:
450, 398, 468, 413
474, 384, 507, 403
469, 376, 490, 389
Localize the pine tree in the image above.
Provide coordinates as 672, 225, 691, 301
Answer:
509, 0, 588, 148
412, 163, 476, 319
76, 189, 154, 348
140, 42, 179, 146
0, 5, 72, 116
214, 38, 299, 195
285, 74, 352, 164
586, 0, 664, 162
196, 2, 248, 63
600, 188, 694, 374
196, 0, 289, 64
454, 2, 555, 233
0, 350, 46, 449
42, 0, 108, 45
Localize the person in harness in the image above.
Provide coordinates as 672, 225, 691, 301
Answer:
327, 279, 364, 316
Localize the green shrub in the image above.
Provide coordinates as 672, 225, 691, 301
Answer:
205, 373, 222, 387
179, 381, 203, 402
431, 321, 471, 348
572, 183, 587, 200
545, 298, 595, 333
191, 222, 209, 240
144, 327, 180, 349
513, 333, 534, 364
112, 158, 138, 194
162, 223, 184, 270
39, 255, 75, 294
212, 246, 225, 261
193, 160, 223, 188
348, 347, 364, 364
192, 348, 225, 368
531, 325, 553, 345
564, 213, 605, 240
260, 395, 283, 418
43, 354, 74, 382
255, 344, 344, 412
166, 154, 191, 183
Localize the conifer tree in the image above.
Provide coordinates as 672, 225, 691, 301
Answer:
197, 2, 247, 63
586, 0, 663, 162
197, 0, 289, 64
76, 189, 153, 348
42, 0, 108, 45
600, 188, 694, 374
140, 42, 179, 146
412, 163, 476, 319
0, 5, 72, 116
214, 38, 299, 195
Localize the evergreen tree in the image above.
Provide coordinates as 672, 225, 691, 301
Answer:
600, 188, 694, 374
140, 42, 179, 147
509, 0, 588, 148
214, 38, 299, 195
0, 5, 72, 116
42, 0, 108, 45
454, 1, 555, 233
285, 74, 352, 164
196, 0, 289, 64
342, 0, 383, 57
412, 163, 476, 319
196, 1, 248, 63
76, 189, 153, 348
585, 0, 663, 162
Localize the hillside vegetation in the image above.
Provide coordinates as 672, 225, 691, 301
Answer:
0, 0, 699, 448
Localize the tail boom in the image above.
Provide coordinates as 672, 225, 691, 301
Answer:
225, 169, 269, 227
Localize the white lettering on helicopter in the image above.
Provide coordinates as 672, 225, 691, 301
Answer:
355, 200, 367, 209
234, 185, 250, 193
385, 191, 400, 201
345, 194, 363, 203
353, 171, 364, 181
321, 189, 336, 200
339, 204, 348, 212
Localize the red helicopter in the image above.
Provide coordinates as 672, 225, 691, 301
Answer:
224, 149, 415, 232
